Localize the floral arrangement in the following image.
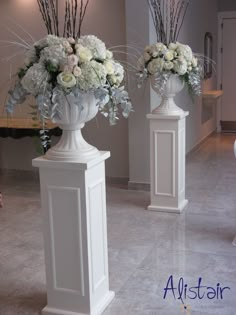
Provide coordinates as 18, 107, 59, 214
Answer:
4, 0, 132, 155
137, 0, 203, 96
138, 42, 202, 95
6, 34, 132, 125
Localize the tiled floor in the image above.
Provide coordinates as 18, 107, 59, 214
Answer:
0, 134, 236, 315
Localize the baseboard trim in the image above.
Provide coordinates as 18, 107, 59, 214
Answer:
106, 176, 129, 187
221, 121, 236, 132
128, 181, 150, 191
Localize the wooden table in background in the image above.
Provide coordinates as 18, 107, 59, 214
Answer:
0, 117, 61, 138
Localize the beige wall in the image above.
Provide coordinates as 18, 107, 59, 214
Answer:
0, 0, 129, 177
0, 0, 219, 182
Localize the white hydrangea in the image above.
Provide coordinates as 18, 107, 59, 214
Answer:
40, 44, 66, 67
77, 60, 107, 90
108, 62, 124, 86
155, 43, 167, 54
104, 60, 115, 75
144, 51, 151, 62
24, 48, 38, 66
173, 60, 188, 75
147, 58, 164, 74
75, 45, 93, 63
77, 35, 107, 61
21, 63, 49, 95
35, 35, 64, 48
176, 43, 193, 62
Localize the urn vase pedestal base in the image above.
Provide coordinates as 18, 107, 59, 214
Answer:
32, 151, 114, 315
147, 112, 189, 214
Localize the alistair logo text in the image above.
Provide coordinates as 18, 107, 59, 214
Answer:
163, 275, 230, 304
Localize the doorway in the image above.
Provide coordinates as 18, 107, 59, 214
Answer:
218, 12, 236, 131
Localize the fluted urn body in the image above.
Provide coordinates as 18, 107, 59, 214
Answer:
151, 74, 185, 115
45, 92, 100, 162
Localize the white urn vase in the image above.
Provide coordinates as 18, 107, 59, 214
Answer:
151, 74, 185, 115
45, 92, 100, 162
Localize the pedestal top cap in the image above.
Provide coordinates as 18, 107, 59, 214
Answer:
147, 111, 189, 120
32, 151, 110, 171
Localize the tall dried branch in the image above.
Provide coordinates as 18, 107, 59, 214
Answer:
37, 0, 90, 38
147, 0, 190, 45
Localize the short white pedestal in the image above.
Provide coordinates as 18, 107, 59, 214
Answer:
32, 152, 114, 315
147, 112, 189, 213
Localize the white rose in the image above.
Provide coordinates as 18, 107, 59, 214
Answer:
147, 58, 164, 74
106, 50, 113, 59
169, 43, 178, 51
192, 57, 198, 67
76, 45, 93, 63
144, 51, 151, 62
57, 72, 77, 88
165, 50, 174, 61
188, 66, 192, 72
73, 66, 82, 77
104, 60, 115, 75
109, 74, 118, 85
164, 61, 174, 70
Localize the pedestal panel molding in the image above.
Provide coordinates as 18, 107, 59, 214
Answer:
147, 112, 189, 213
48, 186, 85, 296
154, 130, 176, 197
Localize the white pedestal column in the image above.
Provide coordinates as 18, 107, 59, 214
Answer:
32, 152, 114, 315
147, 112, 189, 213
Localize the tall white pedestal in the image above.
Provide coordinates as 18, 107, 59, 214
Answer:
32, 152, 114, 315
147, 112, 189, 213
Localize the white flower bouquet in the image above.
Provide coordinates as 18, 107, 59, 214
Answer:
138, 42, 202, 95
7, 34, 132, 125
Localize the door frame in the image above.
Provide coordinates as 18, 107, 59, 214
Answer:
218, 11, 236, 130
